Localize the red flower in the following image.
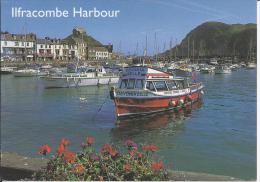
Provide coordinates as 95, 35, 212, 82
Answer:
123, 163, 131, 173
61, 138, 70, 146
73, 164, 85, 174
137, 152, 142, 158
101, 144, 118, 157
124, 140, 138, 150
38, 144, 51, 156
142, 144, 159, 152
142, 145, 150, 151
152, 161, 164, 171
129, 150, 135, 157
86, 136, 95, 146
57, 143, 65, 155
62, 150, 76, 163
149, 144, 159, 152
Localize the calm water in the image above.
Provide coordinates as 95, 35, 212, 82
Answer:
1, 69, 256, 179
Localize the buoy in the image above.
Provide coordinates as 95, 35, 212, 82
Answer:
170, 100, 178, 107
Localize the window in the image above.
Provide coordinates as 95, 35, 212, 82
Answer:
27, 42, 29, 46
120, 79, 128, 89
135, 79, 144, 89
127, 79, 135, 89
4, 41, 7, 46
166, 80, 177, 90
153, 81, 168, 91
15, 41, 19, 46
21, 42, 24, 46
146, 81, 156, 91
40, 45, 43, 48
175, 80, 184, 89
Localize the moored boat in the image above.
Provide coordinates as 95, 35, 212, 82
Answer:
13, 68, 44, 77
215, 65, 232, 74
246, 62, 256, 69
40, 66, 119, 88
0, 67, 16, 74
200, 65, 214, 73
110, 66, 204, 117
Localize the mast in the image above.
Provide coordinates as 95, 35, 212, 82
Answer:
192, 40, 195, 63
154, 32, 157, 62
174, 38, 177, 61
249, 38, 252, 62
187, 37, 190, 59
169, 37, 172, 62
163, 41, 166, 62
143, 34, 147, 66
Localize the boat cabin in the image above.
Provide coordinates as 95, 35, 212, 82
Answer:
118, 66, 192, 92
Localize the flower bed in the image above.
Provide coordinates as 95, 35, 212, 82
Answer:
33, 137, 169, 181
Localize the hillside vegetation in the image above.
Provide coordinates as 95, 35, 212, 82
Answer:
161, 22, 256, 59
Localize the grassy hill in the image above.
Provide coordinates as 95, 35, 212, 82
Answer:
161, 22, 256, 59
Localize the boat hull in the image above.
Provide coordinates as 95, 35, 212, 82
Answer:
215, 70, 231, 74
13, 72, 38, 77
113, 88, 203, 117
41, 76, 119, 88
1, 70, 13, 74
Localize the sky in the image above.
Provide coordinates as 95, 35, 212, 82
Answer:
1, 0, 257, 55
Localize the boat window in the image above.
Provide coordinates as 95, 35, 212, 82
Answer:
153, 81, 168, 91
127, 79, 135, 89
166, 80, 178, 90
120, 79, 128, 89
175, 80, 184, 89
183, 81, 188, 88
146, 81, 156, 91
135, 79, 144, 89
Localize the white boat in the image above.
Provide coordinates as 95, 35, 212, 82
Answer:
41, 64, 52, 69
209, 58, 218, 65
40, 66, 119, 88
0, 67, 16, 74
13, 69, 42, 77
200, 65, 214, 73
246, 62, 256, 69
215, 65, 232, 74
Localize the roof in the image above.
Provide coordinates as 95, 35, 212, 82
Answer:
36, 39, 52, 44
1, 33, 36, 41
89, 46, 108, 52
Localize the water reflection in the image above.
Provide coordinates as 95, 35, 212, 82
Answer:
110, 100, 203, 141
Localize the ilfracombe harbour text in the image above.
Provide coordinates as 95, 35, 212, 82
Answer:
11, 7, 120, 18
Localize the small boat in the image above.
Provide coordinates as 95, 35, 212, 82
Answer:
200, 65, 214, 73
40, 66, 119, 88
246, 62, 256, 69
41, 64, 52, 69
110, 66, 204, 117
215, 65, 232, 74
13, 68, 43, 77
0, 67, 16, 74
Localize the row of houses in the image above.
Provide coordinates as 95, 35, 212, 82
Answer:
0, 28, 113, 62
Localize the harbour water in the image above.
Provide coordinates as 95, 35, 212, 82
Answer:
1, 69, 256, 179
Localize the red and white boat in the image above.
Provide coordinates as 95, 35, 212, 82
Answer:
110, 66, 204, 117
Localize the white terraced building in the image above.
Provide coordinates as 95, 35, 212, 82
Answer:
1, 33, 36, 61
